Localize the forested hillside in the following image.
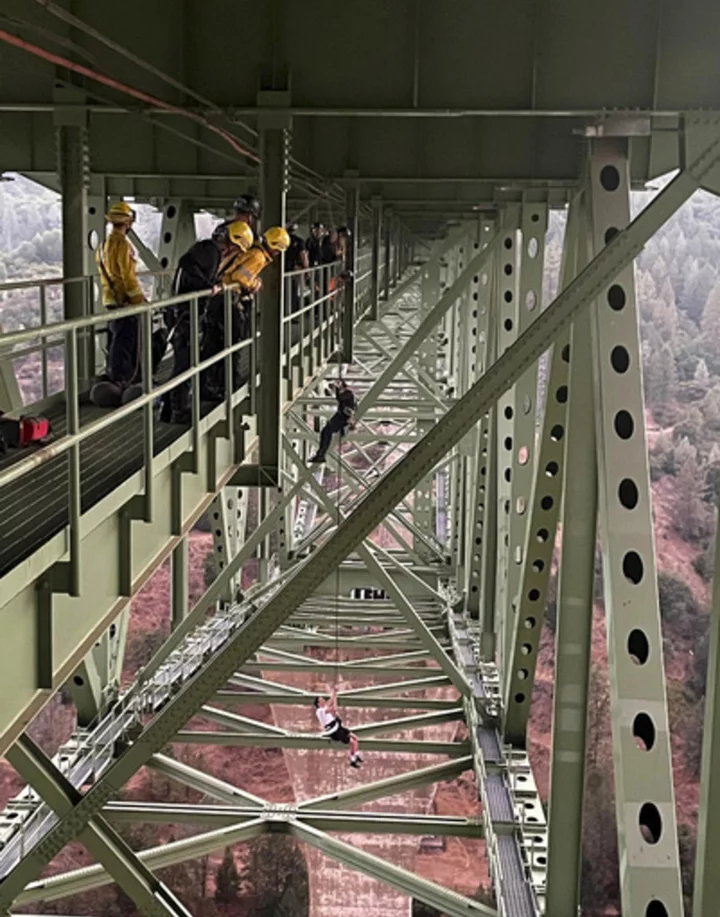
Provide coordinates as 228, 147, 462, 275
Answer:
2, 172, 720, 915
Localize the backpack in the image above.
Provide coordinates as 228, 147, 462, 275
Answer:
0, 413, 52, 455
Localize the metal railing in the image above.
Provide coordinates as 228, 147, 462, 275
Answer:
0, 269, 168, 404
0, 263, 346, 595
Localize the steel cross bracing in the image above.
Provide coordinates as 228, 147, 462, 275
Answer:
4, 120, 720, 916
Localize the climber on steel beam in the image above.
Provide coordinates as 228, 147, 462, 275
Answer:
314, 688, 363, 768
309, 377, 357, 464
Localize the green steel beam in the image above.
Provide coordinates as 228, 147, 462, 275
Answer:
694, 491, 720, 915
6, 737, 193, 917
148, 754, 266, 807
212, 691, 459, 710
174, 734, 471, 756
298, 755, 473, 811
357, 236, 498, 419
502, 193, 583, 741
350, 708, 464, 737
289, 821, 496, 917
104, 803, 482, 837
199, 705, 288, 735
588, 139, 682, 916
545, 219, 597, 915
15, 819, 268, 907
0, 141, 710, 908
337, 675, 451, 697
239, 661, 439, 676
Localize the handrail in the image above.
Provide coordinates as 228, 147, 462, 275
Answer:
0, 268, 170, 294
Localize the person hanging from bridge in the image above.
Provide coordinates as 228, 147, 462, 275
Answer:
200, 226, 291, 396
159, 220, 253, 424
314, 688, 362, 768
91, 201, 154, 409
309, 377, 357, 464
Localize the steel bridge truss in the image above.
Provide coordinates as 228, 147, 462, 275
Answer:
2, 122, 720, 917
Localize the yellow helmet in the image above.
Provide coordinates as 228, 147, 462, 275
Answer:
105, 201, 136, 224
263, 226, 291, 253
226, 219, 254, 252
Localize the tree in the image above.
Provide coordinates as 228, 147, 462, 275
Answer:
694, 357, 711, 385
241, 836, 309, 917
215, 847, 240, 904
644, 344, 677, 407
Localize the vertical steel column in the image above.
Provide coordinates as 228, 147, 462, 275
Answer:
257, 92, 290, 475
464, 221, 496, 626
85, 178, 107, 375
154, 201, 197, 299
171, 537, 189, 629
545, 197, 597, 916
209, 487, 246, 603
478, 264, 499, 657
588, 139, 682, 916
56, 90, 91, 383
694, 492, 720, 915
503, 195, 583, 741
343, 182, 359, 359
494, 206, 521, 672
451, 233, 472, 575
414, 245, 440, 560
383, 211, 393, 301
505, 204, 548, 656
369, 197, 383, 320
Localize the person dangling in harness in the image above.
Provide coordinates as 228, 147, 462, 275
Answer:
160, 220, 253, 423
314, 688, 362, 768
309, 378, 356, 464
92, 202, 152, 408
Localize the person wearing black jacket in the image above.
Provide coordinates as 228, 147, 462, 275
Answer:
309, 378, 357, 463
306, 222, 325, 268
161, 220, 252, 423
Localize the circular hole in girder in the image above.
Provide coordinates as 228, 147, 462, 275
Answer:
628, 628, 650, 665
633, 713, 656, 751
527, 237, 539, 259
614, 410, 634, 440
619, 478, 639, 510
623, 551, 644, 584
611, 345, 630, 374
600, 164, 621, 191
608, 284, 626, 311
639, 803, 662, 845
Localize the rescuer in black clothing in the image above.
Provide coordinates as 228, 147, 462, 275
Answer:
306, 222, 325, 267
320, 228, 342, 265
309, 378, 357, 464
285, 223, 309, 314
211, 193, 262, 245
160, 220, 252, 423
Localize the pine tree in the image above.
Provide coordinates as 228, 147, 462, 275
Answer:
215, 847, 240, 904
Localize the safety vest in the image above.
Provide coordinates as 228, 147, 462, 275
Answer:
222, 244, 273, 294
97, 230, 145, 307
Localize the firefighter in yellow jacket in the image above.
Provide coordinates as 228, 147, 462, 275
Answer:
200, 227, 290, 396
92, 201, 148, 407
